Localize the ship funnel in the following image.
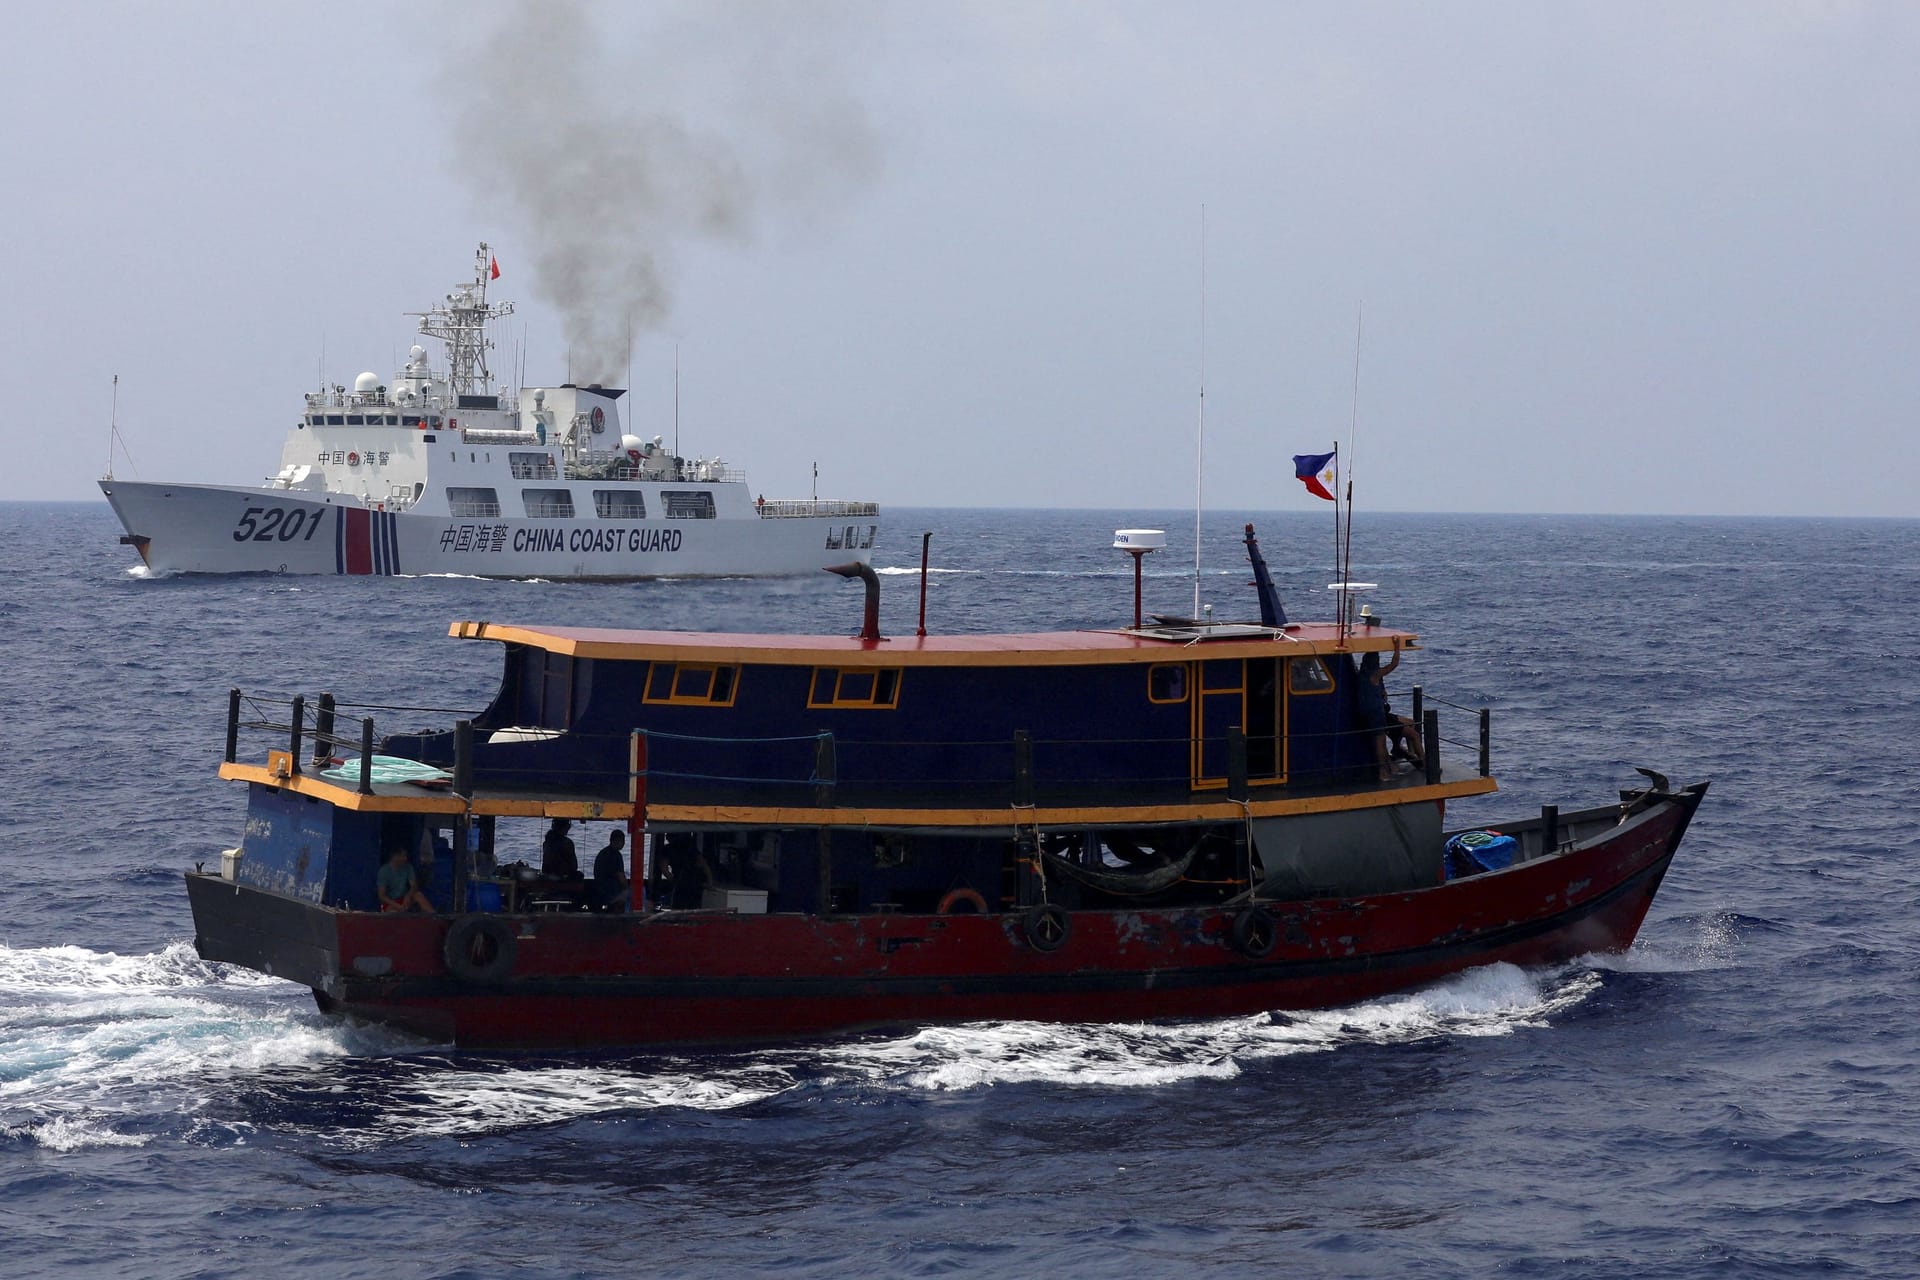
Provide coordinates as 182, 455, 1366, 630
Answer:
826, 561, 882, 641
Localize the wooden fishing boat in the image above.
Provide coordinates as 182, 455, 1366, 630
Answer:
186, 527, 1705, 1047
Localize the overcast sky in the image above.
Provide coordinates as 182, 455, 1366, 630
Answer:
6, 1, 1916, 516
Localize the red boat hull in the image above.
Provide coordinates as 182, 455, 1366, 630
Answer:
189, 789, 1699, 1049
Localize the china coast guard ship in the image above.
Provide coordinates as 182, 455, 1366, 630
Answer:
100, 245, 880, 578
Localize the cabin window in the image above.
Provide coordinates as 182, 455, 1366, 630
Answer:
513, 649, 582, 729
594, 490, 647, 519
825, 527, 844, 549
346, 415, 365, 426
808, 667, 901, 709
510, 451, 558, 480
1147, 663, 1189, 703
523, 488, 575, 519
326, 415, 345, 425
861, 525, 877, 549
1288, 656, 1334, 694
446, 487, 500, 517
662, 490, 717, 520
644, 662, 740, 706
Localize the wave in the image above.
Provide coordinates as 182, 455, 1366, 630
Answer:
298, 962, 1603, 1146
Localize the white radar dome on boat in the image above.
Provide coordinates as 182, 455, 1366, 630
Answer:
354, 371, 380, 393
1113, 529, 1166, 551
410, 345, 426, 358
620, 434, 645, 453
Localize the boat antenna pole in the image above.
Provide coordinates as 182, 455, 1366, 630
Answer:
1339, 304, 1363, 642
1192, 204, 1207, 620
674, 344, 681, 461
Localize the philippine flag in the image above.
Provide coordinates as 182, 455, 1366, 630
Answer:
1293, 449, 1338, 501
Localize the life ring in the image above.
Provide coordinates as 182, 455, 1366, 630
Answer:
1230, 906, 1277, 959
937, 888, 989, 915
346, 451, 360, 467
443, 915, 516, 983
1022, 903, 1070, 952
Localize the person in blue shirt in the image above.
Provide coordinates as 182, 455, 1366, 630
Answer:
377, 847, 434, 913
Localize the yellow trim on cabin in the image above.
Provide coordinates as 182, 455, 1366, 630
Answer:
221, 760, 1496, 825
447, 620, 1420, 668
641, 661, 742, 707
806, 666, 903, 710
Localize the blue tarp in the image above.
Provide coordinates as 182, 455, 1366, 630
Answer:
1445, 830, 1518, 879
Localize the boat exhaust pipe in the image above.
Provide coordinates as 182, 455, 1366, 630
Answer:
826, 561, 882, 641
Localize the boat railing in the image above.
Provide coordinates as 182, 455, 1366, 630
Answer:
757, 499, 881, 519
222, 690, 1493, 806
1409, 685, 1493, 779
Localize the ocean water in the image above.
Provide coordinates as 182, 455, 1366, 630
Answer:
2, 501, 1917, 1278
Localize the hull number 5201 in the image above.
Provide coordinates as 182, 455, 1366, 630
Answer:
233, 507, 325, 543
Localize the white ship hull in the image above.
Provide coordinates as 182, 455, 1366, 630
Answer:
100, 480, 878, 579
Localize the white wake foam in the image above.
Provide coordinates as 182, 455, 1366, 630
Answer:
0, 941, 385, 1146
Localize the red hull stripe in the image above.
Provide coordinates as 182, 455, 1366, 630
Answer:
344, 508, 372, 575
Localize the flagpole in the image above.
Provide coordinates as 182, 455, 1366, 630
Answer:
1192, 204, 1207, 621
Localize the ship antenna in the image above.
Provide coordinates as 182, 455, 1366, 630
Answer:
1192, 204, 1206, 620
1339, 304, 1363, 640
674, 344, 681, 461
104, 374, 118, 479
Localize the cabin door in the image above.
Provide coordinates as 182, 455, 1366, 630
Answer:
1192, 658, 1284, 789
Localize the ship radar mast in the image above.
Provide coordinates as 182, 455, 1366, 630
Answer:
408, 242, 514, 396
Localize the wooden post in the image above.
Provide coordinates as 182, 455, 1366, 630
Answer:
312, 692, 335, 767
1410, 684, 1424, 727
287, 695, 304, 775
1479, 708, 1491, 778
357, 717, 375, 795
1423, 709, 1441, 784
1541, 804, 1559, 857
629, 730, 647, 913
225, 688, 241, 764
917, 531, 931, 637
453, 720, 474, 799
452, 812, 470, 913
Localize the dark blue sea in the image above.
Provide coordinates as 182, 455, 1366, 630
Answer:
3, 502, 1917, 1278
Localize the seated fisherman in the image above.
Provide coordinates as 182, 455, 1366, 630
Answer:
377, 847, 435, 913
541, 818, 581, 880
591, 829, 629, 913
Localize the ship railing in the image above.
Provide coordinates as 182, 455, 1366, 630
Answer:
220, 691, 1493, 807
1409, 685, 1493, 779
447, 501, 502, 517
463, 429, 542, 446
224, 691, 487, 796
756, 499, 882, 519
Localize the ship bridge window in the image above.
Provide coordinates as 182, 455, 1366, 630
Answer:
347, 415, 365, 425
522, 489, 575, 519
1147, 663, 1189, 703
594, 490, 647, 519
326, 415, 345, 425
644, 662, 740, 706
447, 487, 500, 517
663, 490, 717, 519
510, 452, 558, 480
808, 667, 901, 709
1288, 656, 1334, 694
